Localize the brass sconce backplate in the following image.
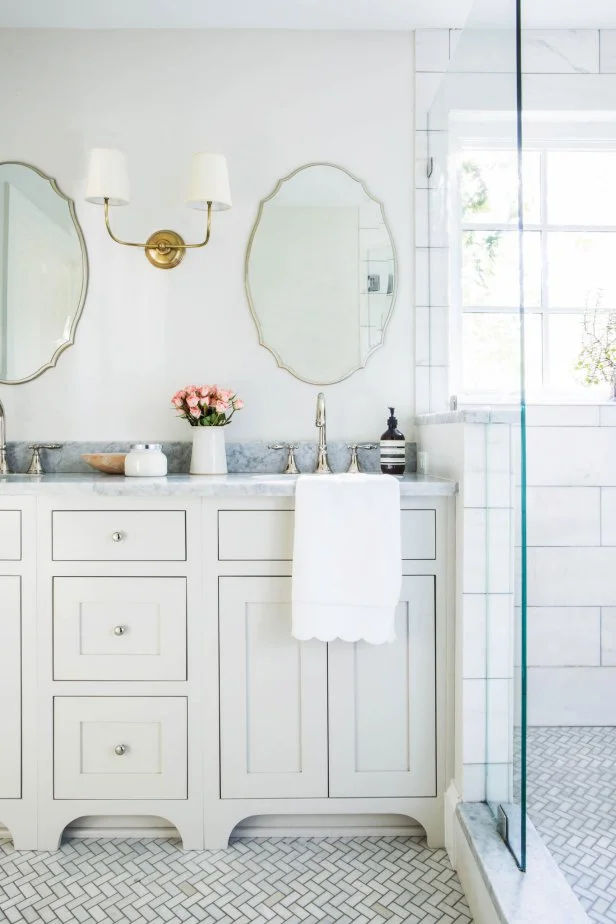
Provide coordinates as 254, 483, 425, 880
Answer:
145, 230, 186, 269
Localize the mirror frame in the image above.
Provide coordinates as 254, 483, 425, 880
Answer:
245, 162, 398, 385
0, 161, 89, 385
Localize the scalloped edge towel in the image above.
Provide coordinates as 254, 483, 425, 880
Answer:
292, 473, 402, 644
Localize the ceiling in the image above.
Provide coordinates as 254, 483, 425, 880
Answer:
0, 0, 474, 30
1, 0, 616, 31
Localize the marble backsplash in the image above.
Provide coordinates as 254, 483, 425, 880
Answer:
5, 441, 417, 476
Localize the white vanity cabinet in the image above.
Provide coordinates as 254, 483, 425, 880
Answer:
0, 575, 21, 798
0, 479, 454, 852
219, 576, 328, 800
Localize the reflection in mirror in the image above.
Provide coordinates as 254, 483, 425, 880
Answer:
0, 162, 88, 384
246, 164, 396, 385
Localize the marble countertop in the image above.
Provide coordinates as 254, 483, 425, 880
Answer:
0, 472, 457, 497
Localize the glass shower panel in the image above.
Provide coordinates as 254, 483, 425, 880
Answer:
426, 0, 527, 869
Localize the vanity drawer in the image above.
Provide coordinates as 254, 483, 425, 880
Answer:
0, 510, 21, 560
53, 697, 187, 800
53, 577, 187, 681
401, 510, 436, 560
218, 510, 294, 561
52, 510, 186, 561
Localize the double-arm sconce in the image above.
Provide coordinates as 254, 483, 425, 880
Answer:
84, 148, 231, 269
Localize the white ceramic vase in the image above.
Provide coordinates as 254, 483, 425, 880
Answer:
190, 426, 228, 475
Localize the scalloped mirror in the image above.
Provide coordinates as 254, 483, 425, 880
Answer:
245, 163, 397, 385
0, 162, 88, 384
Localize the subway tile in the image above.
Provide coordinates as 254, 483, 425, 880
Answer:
415, 130, 429, 189
600, 404, 616, 426
429, 365, 449, 413
463, 679, 486, 764
487, 508, 512, 594
526, 405, 601, 427
463, 763, 486, 802
487, 594, 514, 679
528, 547, 616, 606
430, 306, 449, 367
526, 426, 616, 486
415, 189, 429, 248
600, 30, 616, 73
428, 185, 448, 248
415, 72, 444, 127
463, 508, 487, 594
523, 30, 599, 74
601, 608, 616, 665
526, 487, 600, 547
429, 247, 449, 307
464, 424, 487, 475
486, 472, 512, 509
428, 130, 450, 193
527, 607, 601, 667
416, 306, 430, 367
415, 367, 431, 416
464, 473, 486, 508
486, 679, 512, 764
415, 29, 451, 72
415, 247, 430, 305
463, 594, 487, 679
528, 667, 616, 725
486, 425, 511, 475
602, 488, 616, 545
485, 763, 513, 806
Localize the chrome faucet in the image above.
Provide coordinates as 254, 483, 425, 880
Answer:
314, 392, 332, 473
0, 398, 10, 475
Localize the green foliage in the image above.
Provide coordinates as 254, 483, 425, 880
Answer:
576, 304, 616, 388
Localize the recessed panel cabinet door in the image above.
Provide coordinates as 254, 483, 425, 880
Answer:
219, 577, 328, 799
0, 576, 21, 797
328, 576, 436, 798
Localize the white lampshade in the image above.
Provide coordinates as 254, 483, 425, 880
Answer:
187, 152, 231, 211
84, 147, 130, 206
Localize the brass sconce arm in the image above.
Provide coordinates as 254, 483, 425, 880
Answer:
103, 198, 212, 269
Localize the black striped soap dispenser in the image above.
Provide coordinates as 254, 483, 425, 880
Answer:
380, 407, 406, 475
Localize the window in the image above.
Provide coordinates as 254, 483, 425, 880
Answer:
457, 144, 616, 398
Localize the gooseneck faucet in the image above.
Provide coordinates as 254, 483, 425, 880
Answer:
314, 392, 332, 474
0, 398, 10, 475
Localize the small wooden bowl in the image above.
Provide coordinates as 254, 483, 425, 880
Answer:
82, 453, 127, 475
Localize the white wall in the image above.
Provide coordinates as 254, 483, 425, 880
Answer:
0, 29, 413, 442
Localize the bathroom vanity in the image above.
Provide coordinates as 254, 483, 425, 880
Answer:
0, 473, 455, 851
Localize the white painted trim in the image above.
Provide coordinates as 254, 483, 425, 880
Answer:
0, 817, 426, 842
444, 780, 462, 867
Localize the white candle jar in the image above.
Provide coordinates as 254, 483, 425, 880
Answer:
124, 443, 168, 477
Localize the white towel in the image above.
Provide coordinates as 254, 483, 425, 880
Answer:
292, 473, 402, 644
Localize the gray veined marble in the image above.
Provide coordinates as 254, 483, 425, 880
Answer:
4, 440, 417, 476
0, 472, 456, 498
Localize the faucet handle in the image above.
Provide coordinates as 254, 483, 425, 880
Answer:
346, 443, 377, 474
268, 443, 300, 475
27, 444, 61, 475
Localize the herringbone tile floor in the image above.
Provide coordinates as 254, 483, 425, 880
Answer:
0, 835, 473, 924
528, 726, 616, 924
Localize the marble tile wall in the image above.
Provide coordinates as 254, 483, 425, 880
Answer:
4, 441, 417, 476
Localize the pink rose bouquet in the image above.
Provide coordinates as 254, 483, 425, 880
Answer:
171, 385, 244, 427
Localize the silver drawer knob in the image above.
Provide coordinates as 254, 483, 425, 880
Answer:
114, 744, 127, 756
111, 531, 124, 543
113, 625, 126, 636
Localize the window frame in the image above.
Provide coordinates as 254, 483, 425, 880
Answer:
449, 119, 616, 403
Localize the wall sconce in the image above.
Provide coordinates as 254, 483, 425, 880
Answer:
84, 148, 231, 269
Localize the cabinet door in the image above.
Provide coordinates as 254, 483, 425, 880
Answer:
219, 577, 328, 799
0, 577, 21, 797
328, 576, 436, 798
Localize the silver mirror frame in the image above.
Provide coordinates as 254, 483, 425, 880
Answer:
0, 161, 89, 385
245, 162, 398, 386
